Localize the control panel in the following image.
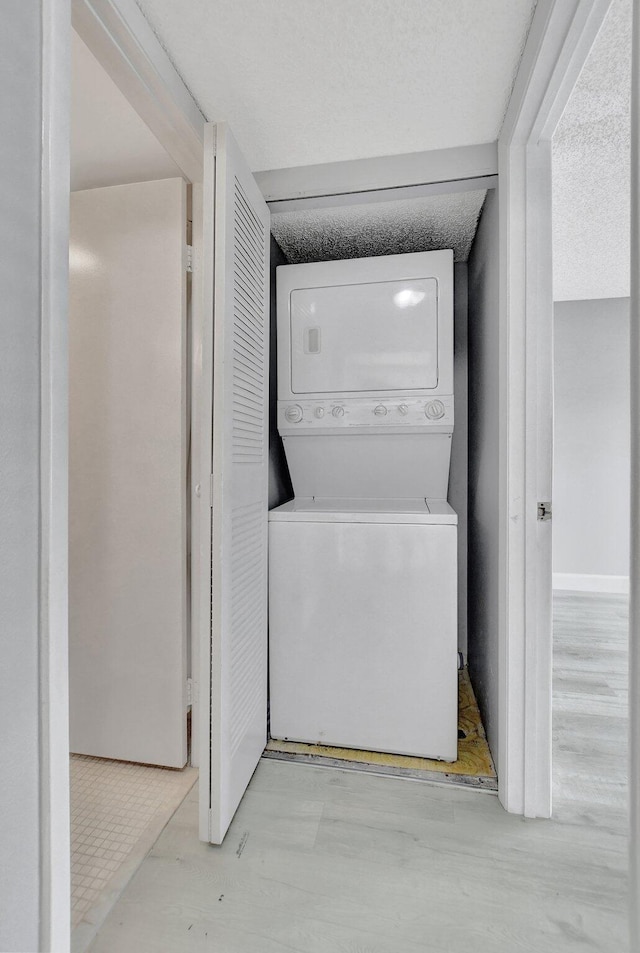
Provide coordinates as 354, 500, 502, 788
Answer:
278, 396, 454, 434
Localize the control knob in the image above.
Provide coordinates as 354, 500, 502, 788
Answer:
397, 404, 409, 416
284, 404, 303, 423
373, 404, 388, 417
314, 406, 325, 419
425, 400, 445, 420
332, 406, 345, 418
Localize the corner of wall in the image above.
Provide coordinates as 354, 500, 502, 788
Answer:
451, 262, 469, 657
466, 188, 500, 767
268, 235, 294, 509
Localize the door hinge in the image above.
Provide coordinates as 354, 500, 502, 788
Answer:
185, 244, 194, 273
537, 501, 552, 521
186, 676, 194, 706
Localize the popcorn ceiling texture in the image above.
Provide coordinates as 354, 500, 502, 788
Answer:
553, 0, 630, 301
135, 0, 537, 171
270, 190, 487, 264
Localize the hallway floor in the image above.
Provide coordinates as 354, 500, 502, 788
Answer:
553, 590, 628, 811
86, 593, 628, 952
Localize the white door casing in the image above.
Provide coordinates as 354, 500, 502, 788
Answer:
629, 1, 640, 947
200, 123, 271, 845
30, 1, 204, 945
498, 0, 613, 817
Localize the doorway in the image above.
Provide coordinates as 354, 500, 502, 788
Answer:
550, 0, 630, 821
68, 28, 196, 949
27, 0, 639, 945
261, 187, 498, 792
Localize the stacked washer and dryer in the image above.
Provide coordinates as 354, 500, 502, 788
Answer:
268, 249, 458, 762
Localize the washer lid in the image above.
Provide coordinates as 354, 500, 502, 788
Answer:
268, 497, 457, 525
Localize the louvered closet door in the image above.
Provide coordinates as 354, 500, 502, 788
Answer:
204, 123, 270, 844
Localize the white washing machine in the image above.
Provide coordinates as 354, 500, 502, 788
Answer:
269, 250, 458, 761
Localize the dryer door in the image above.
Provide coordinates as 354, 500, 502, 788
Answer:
290, 277, 439, 394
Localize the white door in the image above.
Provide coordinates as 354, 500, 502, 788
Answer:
199, 123, 270, 844
69, 178, 188, 768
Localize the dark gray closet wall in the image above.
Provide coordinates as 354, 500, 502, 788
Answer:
268, 236, 294, 508
467, 187, 500, 766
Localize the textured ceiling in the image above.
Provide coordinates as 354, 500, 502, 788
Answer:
271, 191, 487, 264
552, 0, 630, 301
135, 0, 536, 172
71, 31, 181, 191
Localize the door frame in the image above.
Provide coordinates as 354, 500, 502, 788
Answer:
630, 4, 640, 944
71, 0, 207, 766
497, 0, 613, 816
69, 3, 206, 765
42, 1, 205, 944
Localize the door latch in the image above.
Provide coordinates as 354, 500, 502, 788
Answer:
537, 501, 552, 521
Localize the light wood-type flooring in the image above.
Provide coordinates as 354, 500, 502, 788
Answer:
553, 591, 628, 812
88, 592, 629, 952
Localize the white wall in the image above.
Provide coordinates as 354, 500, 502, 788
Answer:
1, 2, 69, 950
553, 298, 630, 591
467, 187, 500, 764
71, 30, 182, 191
0, 7, 43, 948
69, 180, 188, 767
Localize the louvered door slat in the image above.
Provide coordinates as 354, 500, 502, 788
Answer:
205, 124, 270, 845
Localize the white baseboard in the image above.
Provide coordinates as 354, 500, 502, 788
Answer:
553, 572, 629, 594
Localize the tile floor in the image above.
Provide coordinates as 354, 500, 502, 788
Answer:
71, 754, 197, 952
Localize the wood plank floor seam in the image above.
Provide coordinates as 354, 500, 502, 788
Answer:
87, 592, 629, 953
